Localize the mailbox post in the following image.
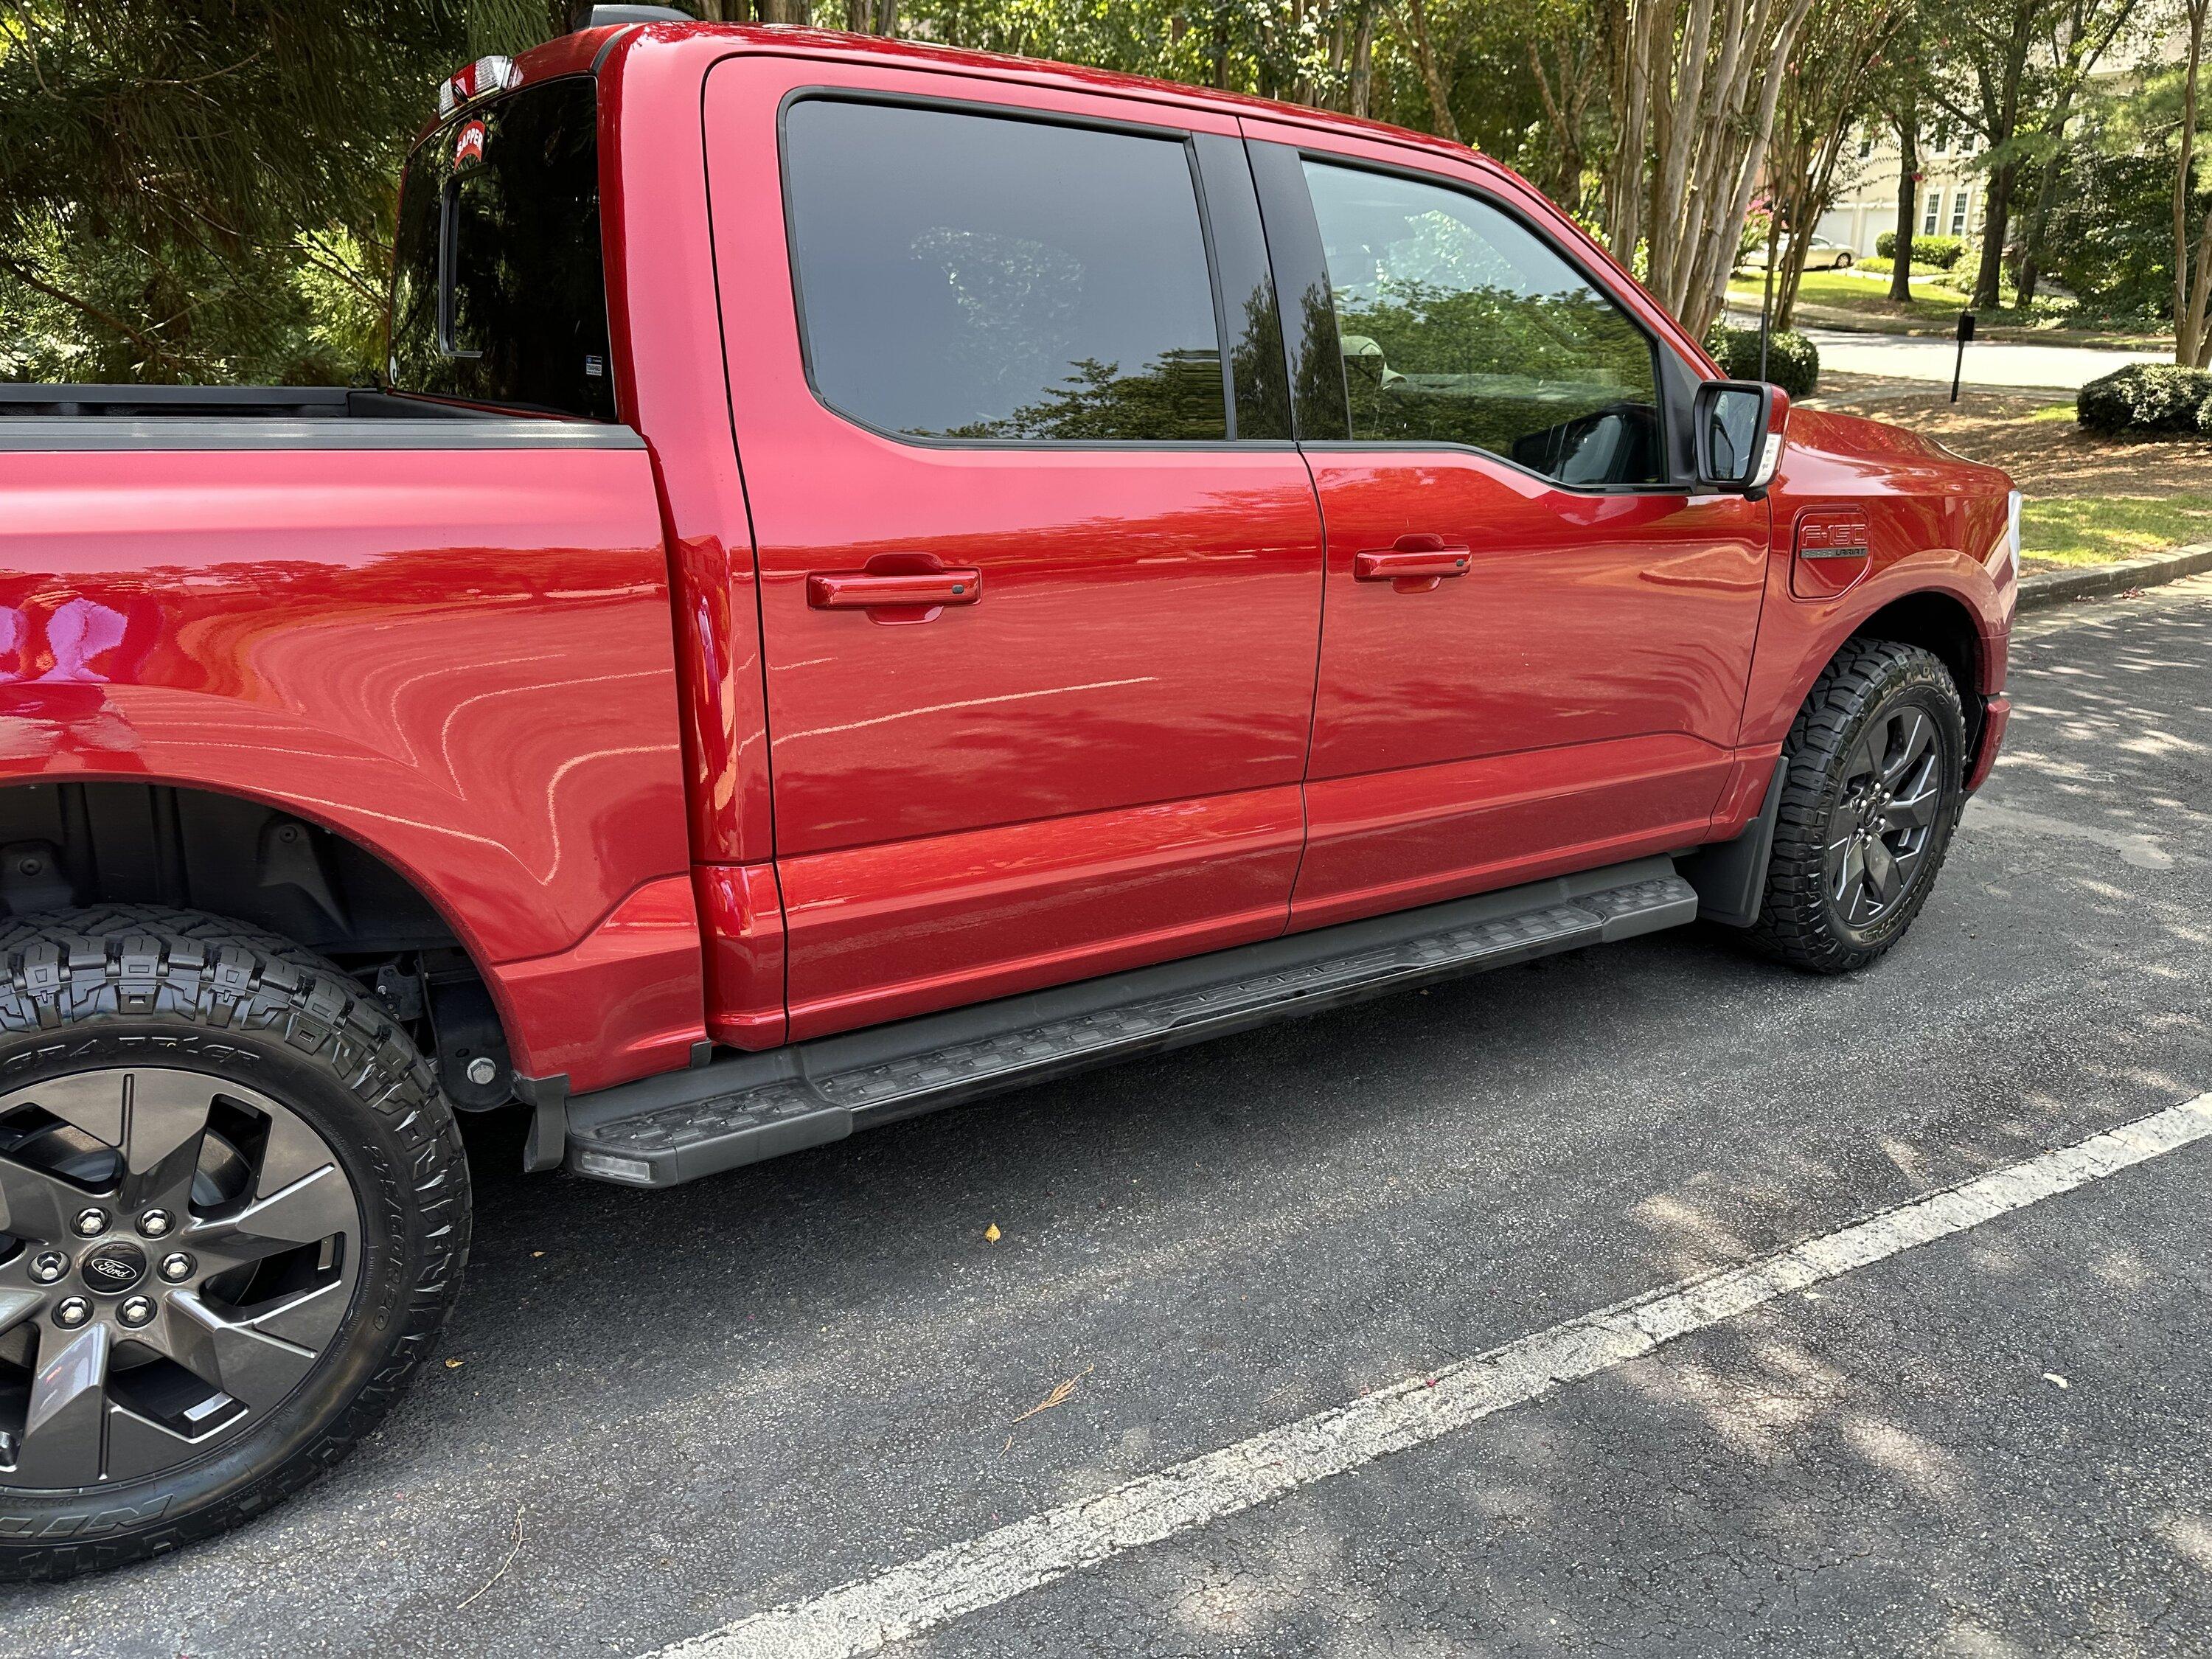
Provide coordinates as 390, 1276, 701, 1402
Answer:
1951, 310, 1976, 403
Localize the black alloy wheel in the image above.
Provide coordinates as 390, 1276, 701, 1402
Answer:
1750, 639, 1966, 973
0, 909, 467, 1581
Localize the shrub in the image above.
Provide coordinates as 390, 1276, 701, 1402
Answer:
2077, 363, 2212, 436
1705, 323, 1820, 399
1858, 255, 1893, 276
1873, 232, 1966, 270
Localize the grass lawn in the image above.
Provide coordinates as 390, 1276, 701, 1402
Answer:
1726, 268, 2163, 345
1728, 268, 1967, 327
1804, 375, 2212, 571
2020, 495, 2212, 568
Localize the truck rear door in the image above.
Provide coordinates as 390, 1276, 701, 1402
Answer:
703, 60, 1325, 1040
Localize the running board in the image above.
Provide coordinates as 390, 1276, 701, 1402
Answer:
564, 857, 1699, 1189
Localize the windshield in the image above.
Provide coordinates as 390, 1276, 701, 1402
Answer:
389, 77, 614, 420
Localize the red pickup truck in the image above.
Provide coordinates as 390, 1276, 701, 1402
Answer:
0, 17, 2014, 1576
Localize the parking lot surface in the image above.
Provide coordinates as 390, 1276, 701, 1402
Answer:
10, 577, 2211, 1659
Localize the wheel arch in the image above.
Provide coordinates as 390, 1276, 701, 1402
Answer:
0, 778, 518, 1113
1845, 587, 1989, 758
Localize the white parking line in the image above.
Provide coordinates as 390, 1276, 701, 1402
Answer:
649, 1093, 2212, 1659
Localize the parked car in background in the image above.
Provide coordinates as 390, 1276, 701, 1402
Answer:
1743, 234, 1857, 272
0, 11, 2017, 1579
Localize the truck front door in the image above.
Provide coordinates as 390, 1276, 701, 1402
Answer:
1242, 124, 1771, 931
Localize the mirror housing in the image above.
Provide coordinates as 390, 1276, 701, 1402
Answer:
1692, 379, 1789, 498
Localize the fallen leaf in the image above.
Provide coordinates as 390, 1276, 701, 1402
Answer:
2044, 1372, 2070, 1389
984, 1222, 1001, 1242
445, 1358, 465, 1370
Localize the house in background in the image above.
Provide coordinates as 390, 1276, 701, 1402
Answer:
1817, 125, 1985, 259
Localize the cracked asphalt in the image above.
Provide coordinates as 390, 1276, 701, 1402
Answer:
6, 576, 2210, 1658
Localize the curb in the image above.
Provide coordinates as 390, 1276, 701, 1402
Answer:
2018, 542, 2212, 611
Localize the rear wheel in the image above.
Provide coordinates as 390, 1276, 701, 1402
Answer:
0, 910, 467, 1580
1750, 640, 1964, 974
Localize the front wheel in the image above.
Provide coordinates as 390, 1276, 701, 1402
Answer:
1749, 640, 1965, 974
0, 910, 468, 1580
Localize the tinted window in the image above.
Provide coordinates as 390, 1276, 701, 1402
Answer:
1304, 161, 1662, 485
390, 78, 613, 420
785, 101, 1228, 442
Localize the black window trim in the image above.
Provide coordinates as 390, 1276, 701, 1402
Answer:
1249, 139, 1706, 496
390, 71, 620, 422
772, 86, 1297, 453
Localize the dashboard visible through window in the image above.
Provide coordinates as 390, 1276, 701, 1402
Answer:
1303, 159, 1663, 487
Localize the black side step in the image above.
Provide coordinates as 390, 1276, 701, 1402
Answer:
564, 856, 1699, 1189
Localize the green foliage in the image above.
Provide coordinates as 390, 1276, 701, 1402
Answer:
2047, 148, 2176, 320
2077, 364, 2212, 436
1858, 254, 1893, 276
1704, 323, 1819, 398
0, 0, 560, 383
1873, 232, 1966, 270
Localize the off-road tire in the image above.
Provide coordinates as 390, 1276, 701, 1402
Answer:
1749, 640, 1966, 974
0, 908, 468, 1581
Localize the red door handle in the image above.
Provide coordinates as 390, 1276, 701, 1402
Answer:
1354, 535, 1471, 585
807, 567, 983, 610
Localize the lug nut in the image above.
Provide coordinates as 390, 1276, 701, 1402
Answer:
53, 1296, 91, 1329
138, 1208, 174, 1239
72, 1208, 109, 1238
159, 1252, 195, 1283
28, 1251, 66, 1284
117, 1295, 156, 1329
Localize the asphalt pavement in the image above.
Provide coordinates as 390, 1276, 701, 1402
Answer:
1725, 311, 2163, 390
8, 577, 2211, 1659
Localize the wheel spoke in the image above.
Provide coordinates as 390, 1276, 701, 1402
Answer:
10, 1323, 111, 1486
0, 1285, 44, 1341
183, 1163, 354, 1273
1834, 839, 1867, 903
156, 1289, 318, 1411
0, 1154, 94, 1245
1845, 727, 1883, 787
247, 1277, 352, 1351
1884, 785, 1941, 832
1882, 712, 1932, 787
114, 1071, 218, 1216
1863, 835, 1902, 902
102, 1402, 209, 1484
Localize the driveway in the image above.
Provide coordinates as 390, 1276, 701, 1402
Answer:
10, 578, 2212, 1659
1727, 312, 2164, 391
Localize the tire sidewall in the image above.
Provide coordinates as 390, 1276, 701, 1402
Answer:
0, 1005, 439, 1556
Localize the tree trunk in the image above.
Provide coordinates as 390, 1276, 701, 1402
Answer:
2177, 0, 2209, 362
1968, 0, 2035, 310
2016, 150, 2067, 305
1891, 111, 1918, 302
1972, 162, 2016, 311
1348, 0, 1378, 118
1404, 0, 1461, 142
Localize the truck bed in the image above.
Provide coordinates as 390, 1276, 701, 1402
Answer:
0, 383, 639, 450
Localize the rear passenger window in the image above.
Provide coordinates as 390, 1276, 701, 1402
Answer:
784, 100, 1228, 442
1303, 159, 1663, 486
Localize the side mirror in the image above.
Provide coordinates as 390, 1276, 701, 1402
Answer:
1692, 379, 1788, 496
